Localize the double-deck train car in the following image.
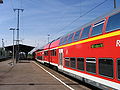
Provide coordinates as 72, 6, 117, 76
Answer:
35, 8, 120, 89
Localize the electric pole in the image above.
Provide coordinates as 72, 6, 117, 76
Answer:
14, 9, 24, 63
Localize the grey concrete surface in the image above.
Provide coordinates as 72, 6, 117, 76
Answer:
0, 60, 90, 90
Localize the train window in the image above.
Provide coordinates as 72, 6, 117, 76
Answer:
70, 58, 76, 69
92, 20, 105, 37
62, 36, 68, 45
37, 56, 39, 59
74, 30, 81, 41
81, 26, 91, 40
54, 50, 56, 56
51, 50, 53, 56
117, 59, 120, 80
51, 50, 56, 56
37, 56, 42, 60
44, 51, 48, 56
86, 58, 96, 74
77, 58, 84, 71
68, 33, 74, 44
51, 50, 54, 56
99, 58, 113, 78
44, 52, 46, 56
59, 38, 64, 45
65, 57, 70, 67
106, 12, 120, 33
40, 56, 43, 60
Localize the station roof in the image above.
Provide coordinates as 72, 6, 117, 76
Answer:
5, 44, 35, 53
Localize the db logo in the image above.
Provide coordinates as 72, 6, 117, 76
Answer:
116, 40, 120, 47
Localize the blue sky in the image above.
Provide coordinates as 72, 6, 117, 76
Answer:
0, 0, 120, 49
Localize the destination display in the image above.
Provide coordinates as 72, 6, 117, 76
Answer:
91, 43, 103, 48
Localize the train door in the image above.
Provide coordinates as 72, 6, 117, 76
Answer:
58, 49, 64, 70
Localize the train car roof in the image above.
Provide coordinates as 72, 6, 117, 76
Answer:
43, 8, 120, 49
50, 39, 60, 49
59, 7, 120, 38
43, 37, 61, 50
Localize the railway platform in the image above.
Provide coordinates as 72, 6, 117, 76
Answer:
0, 59, 92, 90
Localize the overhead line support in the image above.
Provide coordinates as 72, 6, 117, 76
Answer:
13, 8, 24, 63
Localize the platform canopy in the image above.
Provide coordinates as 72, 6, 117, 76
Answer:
5, 44, 35, 53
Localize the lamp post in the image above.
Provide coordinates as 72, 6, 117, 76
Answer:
9, 28, 15, 64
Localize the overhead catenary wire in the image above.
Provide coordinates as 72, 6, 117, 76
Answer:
25, 0, 83, 42
51, 1, 82, 40
10, 0, 109, 46
27, 0, 108, 42
53, 0, 108, 39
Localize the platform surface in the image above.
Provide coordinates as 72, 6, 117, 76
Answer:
0, 60, 91, 90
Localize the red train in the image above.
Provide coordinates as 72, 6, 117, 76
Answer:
35, 8, 120, 89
